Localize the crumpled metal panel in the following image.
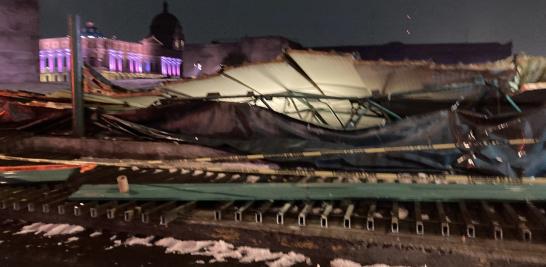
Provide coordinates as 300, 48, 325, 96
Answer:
102, 100, 546, 177
287, 50, 371, 97
165, 75, 250, 97
224, 61, 318, 95
355, 60, 515, 95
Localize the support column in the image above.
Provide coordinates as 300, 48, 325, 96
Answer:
108, 51, 115, 71
39, 52, 46, 73
128, 57, 134, 73
57, 51, 64, 72
161, 58, 167, 76
176, 60, 181, 77
65, 51, 71, 72
137, 57, 143, 73
48, 52, 55, 73
117, 55, 122, 72
69, 15, 84, 137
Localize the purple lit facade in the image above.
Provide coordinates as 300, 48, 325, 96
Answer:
39, 10, 183, 83
161, 57, 182, 76
39, 36, 182, 82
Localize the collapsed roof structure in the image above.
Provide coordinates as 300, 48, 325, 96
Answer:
1, 50, 545, 179
3, 50, 546, 265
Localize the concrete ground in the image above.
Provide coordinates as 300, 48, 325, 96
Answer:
0, 219, 301, 267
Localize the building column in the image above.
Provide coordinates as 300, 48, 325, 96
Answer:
108, 51, 115, 71
137, 57, 142, 73
57, 51, 64, 72
176, 60, 181, 77
134, 58, 139, 73
39, 52, 46, 73
128, 57, 134, 73
65, 50, 71, 71
48, 52, 55, 73
116, 55, 122, 72
161, 58, 167, 76
145, 61, 151, 73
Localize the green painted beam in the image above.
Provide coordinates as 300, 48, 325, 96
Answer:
69, 183, 546, 202
0, 168, 76, 184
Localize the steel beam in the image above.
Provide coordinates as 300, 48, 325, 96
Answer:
68, 15, 84, 137
71, 183, 546, 202
414, 202, 424, 235
343, 203, 355, 229
255, 201, 273, 223
436, 201, 450, 237
458, 201, 476, 238
160, 201, 196, 226
367, 202, 377, 231
481, 201, 503, 240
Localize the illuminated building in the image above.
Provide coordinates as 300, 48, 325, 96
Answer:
39, 2, 183, 82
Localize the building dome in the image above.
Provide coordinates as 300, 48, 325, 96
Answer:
149, 1, 185, 50
82, 21, 104, 38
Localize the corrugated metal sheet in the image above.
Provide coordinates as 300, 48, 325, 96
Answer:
165, 75, 250, 97
287, 50, 371, 97
224, 61, 318, 95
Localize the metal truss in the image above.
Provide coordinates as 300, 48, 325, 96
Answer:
193, 91, 401, 129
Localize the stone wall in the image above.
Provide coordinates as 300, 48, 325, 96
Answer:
183, 42, 239, 77
0, 0, 39, 83
183, 36, 299, 78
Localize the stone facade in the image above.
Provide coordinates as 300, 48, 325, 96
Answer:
40, 1, 186, 83
0, 0, 39, 83
183, 36, 301, 78
39, 35, 182, 82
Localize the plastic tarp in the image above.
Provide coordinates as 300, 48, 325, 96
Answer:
101, 100, 546, 177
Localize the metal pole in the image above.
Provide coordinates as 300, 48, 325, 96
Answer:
68, 15, 85, 137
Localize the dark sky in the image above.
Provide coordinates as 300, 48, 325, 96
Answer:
40, 0, 546, 55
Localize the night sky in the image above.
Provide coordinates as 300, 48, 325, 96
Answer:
40, 0, 546, 55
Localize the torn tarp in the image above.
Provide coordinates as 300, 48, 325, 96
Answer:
99, 100, 546, 177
